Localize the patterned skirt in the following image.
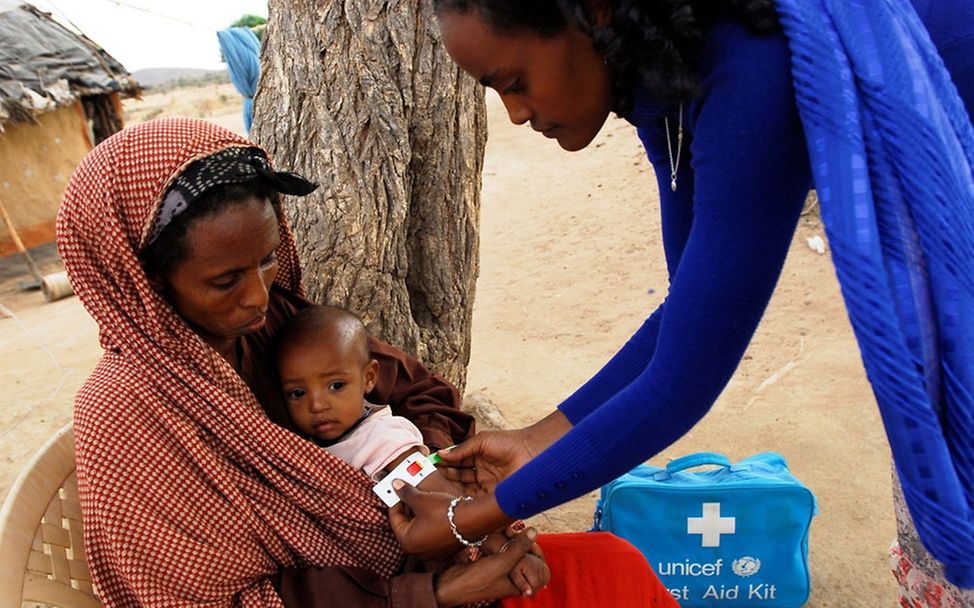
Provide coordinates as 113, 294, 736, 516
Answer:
890, 472, 974, 607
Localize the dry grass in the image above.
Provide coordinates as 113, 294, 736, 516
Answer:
123, 82, 243, 125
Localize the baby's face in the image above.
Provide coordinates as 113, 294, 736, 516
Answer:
278, 338, 378, 441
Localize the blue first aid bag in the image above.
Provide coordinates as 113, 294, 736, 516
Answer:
593, 452, 817, 607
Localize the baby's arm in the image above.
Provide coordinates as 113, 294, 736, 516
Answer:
379, 448, 462, 496
509, 550, 549, 598
379, 449, 490, 556
381, 449, 547, 595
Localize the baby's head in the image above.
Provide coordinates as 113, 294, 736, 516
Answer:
275, 305, 379, 442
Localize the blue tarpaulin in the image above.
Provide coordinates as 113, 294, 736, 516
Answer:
217, 27, 260, 134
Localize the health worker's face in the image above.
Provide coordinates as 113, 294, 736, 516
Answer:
160, 197, 280, 353
439, 8, 613, 152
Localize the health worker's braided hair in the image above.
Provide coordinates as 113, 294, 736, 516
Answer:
433, 0, 779, 115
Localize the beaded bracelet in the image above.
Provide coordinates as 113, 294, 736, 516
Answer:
447, 496, 488, 548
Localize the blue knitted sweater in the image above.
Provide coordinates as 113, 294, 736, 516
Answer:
496, 2, 974, 521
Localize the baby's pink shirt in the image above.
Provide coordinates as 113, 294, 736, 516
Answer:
324, 402, 428, 479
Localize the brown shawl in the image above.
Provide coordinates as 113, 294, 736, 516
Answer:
58, 118, 402, 606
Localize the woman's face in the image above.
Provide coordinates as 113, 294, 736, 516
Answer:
438, 8, 612, 152
159, 196, 281, 352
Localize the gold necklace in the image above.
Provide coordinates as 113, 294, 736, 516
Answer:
664, 103, 684, 192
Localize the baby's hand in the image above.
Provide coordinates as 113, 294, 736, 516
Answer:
510, 552, 550, 597
479, 527, 549, 596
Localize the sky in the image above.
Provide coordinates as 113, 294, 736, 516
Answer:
27, 0, 269, 72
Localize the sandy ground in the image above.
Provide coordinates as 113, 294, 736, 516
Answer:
0, 90, 898, 606
123, 82, 243, 125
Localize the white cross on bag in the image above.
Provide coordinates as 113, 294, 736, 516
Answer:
687, 502, 736, 547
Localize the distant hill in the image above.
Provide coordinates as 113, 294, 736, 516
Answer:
131, 68, 228, 88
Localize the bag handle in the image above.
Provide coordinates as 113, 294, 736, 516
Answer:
657, 452, 732, 479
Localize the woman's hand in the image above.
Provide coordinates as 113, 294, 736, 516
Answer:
436, 429, 535, 494
387, 483, 463, 560
433, 528, 549, 607
437, 410, 573, 493
388, 482, 511, 560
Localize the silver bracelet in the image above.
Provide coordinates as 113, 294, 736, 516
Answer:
447, 496, 487, 548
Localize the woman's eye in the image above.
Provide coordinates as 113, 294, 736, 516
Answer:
328, 381, 346, 392
286, 388, 306, 400
502, 79, 522, 95
260, 253, 277, 270
212, 275, 240, 290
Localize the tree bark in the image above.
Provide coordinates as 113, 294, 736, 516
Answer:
253, 0, 486, 392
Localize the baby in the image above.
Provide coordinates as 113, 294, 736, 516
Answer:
275, 305, 547, 594
275, 304, 426, 477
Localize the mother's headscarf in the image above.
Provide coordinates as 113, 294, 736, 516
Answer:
57, 118, 402, 606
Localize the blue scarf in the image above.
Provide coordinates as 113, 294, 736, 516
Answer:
217, 27, 261, 134
775, 0, 974, 587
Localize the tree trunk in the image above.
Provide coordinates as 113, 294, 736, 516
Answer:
253, 0, 486, 392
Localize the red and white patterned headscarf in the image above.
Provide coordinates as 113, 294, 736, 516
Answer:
58, 118, 402, 606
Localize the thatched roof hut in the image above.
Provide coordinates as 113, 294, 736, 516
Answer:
0, 0, 140, 254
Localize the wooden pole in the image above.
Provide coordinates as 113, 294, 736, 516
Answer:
0, 195, 44, 284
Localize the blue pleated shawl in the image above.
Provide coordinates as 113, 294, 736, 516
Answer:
775, 0, 974, 587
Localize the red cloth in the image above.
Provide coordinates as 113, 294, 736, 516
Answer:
500, 532, 680, 608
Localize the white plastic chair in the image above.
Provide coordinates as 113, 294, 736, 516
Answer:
0, 423, 100, 607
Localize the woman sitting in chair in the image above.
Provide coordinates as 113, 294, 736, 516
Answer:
57, 118, 549, 607
59, 117, 674, 607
